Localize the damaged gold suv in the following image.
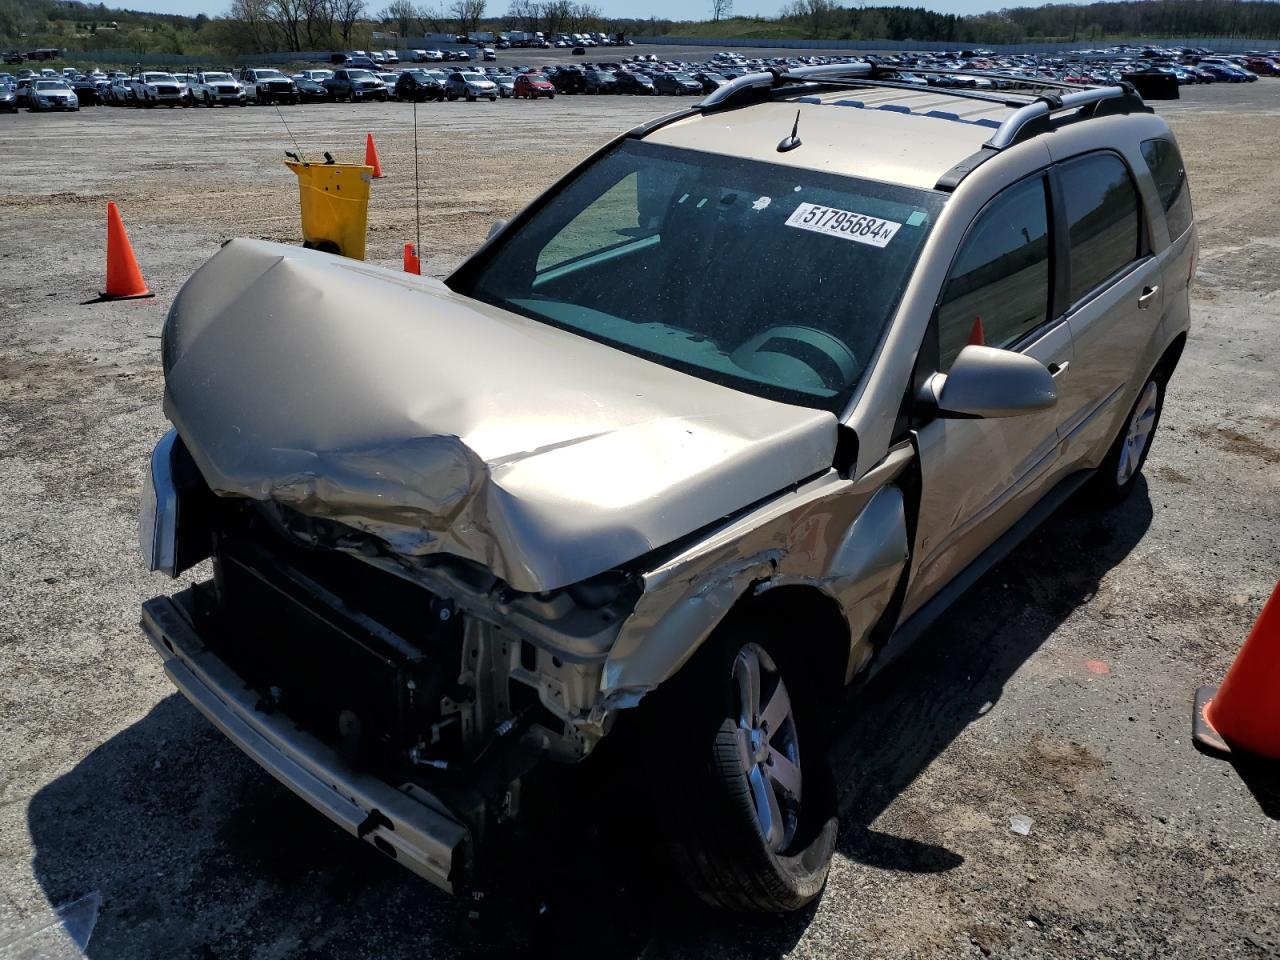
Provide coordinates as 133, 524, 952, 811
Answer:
140, 63, 1195, 912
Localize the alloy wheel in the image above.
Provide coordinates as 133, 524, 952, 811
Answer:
1116, 380, 1159, 485
731, 643, 802, 852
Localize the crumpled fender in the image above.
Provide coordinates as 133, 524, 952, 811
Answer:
601, 453, 911, 701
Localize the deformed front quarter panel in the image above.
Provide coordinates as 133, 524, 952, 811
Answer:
602, 460, 911, 702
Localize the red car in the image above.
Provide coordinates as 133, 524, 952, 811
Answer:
514, 72, 555, 99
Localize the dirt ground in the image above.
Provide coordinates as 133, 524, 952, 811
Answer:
0, 79, 1277, 960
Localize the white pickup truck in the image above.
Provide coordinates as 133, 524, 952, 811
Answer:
191, 71, 247, 106
236, 67, 298, 105
130, 71, 185, 107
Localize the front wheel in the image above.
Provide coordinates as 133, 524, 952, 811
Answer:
1086, 375, 1164, 505
646, 621, 838, 912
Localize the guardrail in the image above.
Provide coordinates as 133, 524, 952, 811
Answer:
631, 34, 1280, 55
45, 34, 1280, 69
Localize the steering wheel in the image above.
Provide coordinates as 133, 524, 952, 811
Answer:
730, 325, 860, 393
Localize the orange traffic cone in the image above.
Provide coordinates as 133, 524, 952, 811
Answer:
967, 315, 985, 347
101, 201, 152, 300
403, 242, 421, 275
365, 133, 385, 179
1193, 580, 1280, 760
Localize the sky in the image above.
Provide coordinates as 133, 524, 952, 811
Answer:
118, 0, 1048, 23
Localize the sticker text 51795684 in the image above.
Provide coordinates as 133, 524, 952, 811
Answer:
784, 202, 902, 248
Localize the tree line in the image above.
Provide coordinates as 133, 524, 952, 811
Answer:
4, 0, 1280, 60
717, 0, 1280, 44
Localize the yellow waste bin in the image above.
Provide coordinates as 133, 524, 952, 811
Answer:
286, 160, 375, 261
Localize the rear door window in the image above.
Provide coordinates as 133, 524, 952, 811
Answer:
1141, 138, 1194, 241
1058, 153, 1143, 304
936, 174, 1051, 371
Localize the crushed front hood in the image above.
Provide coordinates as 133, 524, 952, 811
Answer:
163, 239, 838, 592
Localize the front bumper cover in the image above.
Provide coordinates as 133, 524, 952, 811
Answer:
141, 592, 471, 893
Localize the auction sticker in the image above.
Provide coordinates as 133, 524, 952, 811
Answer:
785, 202, 902, 248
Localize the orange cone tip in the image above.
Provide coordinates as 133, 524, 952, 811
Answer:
365, 133, 385, 179
101, 201, 152, 300
967, 316, 985, 347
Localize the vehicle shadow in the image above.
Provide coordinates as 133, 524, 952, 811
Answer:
24, 484, 1154, 960
632, 482, 1157, 957
828, 483, 1158, 868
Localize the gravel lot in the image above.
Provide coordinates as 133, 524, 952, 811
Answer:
0, 79, 1277, 960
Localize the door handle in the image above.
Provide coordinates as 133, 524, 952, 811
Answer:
1048, 361, 1069, 378
1137, 285, 1160, 309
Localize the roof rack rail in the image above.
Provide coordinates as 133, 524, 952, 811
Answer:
699, 62, 1150, 154
984, 83, 1143, 148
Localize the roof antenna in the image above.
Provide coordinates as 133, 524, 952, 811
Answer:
412, 97, 422, 268
777, 109, 802, 153
275, 102, 304, 163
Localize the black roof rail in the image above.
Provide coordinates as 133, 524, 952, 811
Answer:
986, 82, 1149, 148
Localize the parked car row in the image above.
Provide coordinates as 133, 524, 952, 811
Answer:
5, 42, 1279, 117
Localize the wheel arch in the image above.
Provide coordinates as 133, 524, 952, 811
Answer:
1153, 331, 1187, 384
719, 584, 853, 711
603, 479, 910, 715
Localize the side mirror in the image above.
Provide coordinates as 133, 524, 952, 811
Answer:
920, 345, 1057, 419
487, 219, 508, 239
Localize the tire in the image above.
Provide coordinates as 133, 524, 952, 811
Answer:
1085, 374, 1165, 506
489, 94, 496, 101
645, 612, 838, 913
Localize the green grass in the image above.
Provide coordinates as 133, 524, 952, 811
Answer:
670, 18, 821, 41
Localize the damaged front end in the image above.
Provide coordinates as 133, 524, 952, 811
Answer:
141, 239, 850, 892
141, 428, 644, 893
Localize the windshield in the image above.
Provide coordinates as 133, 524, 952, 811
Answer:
455, 140, 944, 410
347, 69, 373, 79
143, 73, 175, 82
256, 69, 285, 78
204, 72, 233, 81
36, 80, 69, 89
461, 72, 485, 81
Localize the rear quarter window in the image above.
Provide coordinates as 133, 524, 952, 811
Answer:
1141, 138, 1194, 241
1058, 152, 1143, 304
